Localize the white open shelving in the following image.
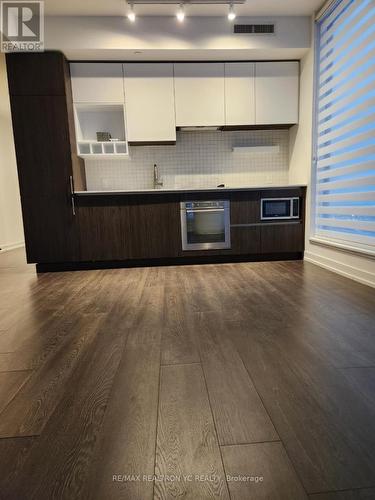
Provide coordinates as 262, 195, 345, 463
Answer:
74, 103, 129, 159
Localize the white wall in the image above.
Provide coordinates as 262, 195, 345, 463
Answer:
289, 21, 375, 288
0, 54, 24, 252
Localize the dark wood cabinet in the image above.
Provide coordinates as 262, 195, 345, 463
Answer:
10, 96, 73, 197
77, 204, 132, 261
6, 52, 68, 96
21, 194, 78, 263
128, 200, 181, 259
7, 52, 81, 263
76, 196, 181, 262
259, 187, 305, 199
229, 192, 260, 255
230, 189, 305, 257
261, 222, 304, 254
230, 227, 261, 254
230, 191, 260, 224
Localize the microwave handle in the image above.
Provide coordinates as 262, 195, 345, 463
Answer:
292, 198, 300, 217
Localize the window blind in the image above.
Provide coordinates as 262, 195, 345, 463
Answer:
313, 0, 375, 250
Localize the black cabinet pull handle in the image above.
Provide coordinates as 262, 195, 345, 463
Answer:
69, 175, 76, 216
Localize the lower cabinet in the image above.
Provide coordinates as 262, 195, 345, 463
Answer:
77, 205, 132, 261
230, 227, 261, 254
75, 190, 305, 264
21, 194, 79, 263
77, 198, 181, 261
127, 202, 181, 259
261, 223, 304, 254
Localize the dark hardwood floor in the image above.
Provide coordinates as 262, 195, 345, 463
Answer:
0, 248, 374, 499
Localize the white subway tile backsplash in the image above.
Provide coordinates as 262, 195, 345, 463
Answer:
84, 129, 290, 191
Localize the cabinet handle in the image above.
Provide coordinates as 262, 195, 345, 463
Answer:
186, 209, 225, 214
69, 175, 76, 216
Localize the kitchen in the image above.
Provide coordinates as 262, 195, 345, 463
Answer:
7, 55, 306, 269
0, 1, 374, 499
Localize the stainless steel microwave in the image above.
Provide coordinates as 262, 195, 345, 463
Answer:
261, 197, 300, 220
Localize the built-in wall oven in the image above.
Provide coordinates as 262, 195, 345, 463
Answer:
180, 200, 231, 251
261, 197, 300, 220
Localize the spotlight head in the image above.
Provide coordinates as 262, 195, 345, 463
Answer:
228, 3, 236, 21
177, 3, 185, 22
128, 3, 136, 22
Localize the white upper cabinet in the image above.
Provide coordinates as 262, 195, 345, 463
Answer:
70, 63, 124, 103
174, 63, 225, 126
123, 63, 176, 142
225, 63, 255, 126
255, 61, 299, 125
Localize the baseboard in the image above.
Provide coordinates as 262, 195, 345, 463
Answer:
36, 252, 303, 273
0, 241, 25, 252
304, 251, 375, 288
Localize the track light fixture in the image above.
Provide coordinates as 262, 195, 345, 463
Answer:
125, 1, 241, 23
127, 3, 136, 22
176, 3, 185, 22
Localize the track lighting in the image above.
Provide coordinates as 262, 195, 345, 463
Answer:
127, 3, 136, 22
228, 3, 236, 21
125, 1, 237, 22
177, 3, 185, 22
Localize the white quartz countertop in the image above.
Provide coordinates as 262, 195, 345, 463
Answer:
74, 185, 307, 196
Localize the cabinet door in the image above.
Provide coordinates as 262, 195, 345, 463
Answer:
6, 52, 67, 96
70, 63, 124, 103
255, 62, 299, 125
77, 204, 132, 261
230, 192, 260, 224
231, 227, 260, 254
123, 63, 176, 142
10, 96, 79, 263
225, 63, 255, 126
174, 63, 225, 126
77, 198, 181, 262
261, 223, 304, 254
129, 201, 181, 259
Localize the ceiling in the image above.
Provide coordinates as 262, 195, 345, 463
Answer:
44, 0, 324, 17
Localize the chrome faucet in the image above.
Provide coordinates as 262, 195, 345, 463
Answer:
153, 163, 163, 189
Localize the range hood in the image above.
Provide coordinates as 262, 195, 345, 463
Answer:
178, 126, 222, 132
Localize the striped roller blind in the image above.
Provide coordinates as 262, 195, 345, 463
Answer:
314, 0, 375, 250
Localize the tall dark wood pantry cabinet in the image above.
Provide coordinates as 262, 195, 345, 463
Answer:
6, 52, 84, 263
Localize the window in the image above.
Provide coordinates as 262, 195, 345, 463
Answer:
312, 0, 375, 254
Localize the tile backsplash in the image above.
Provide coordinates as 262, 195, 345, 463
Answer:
84, 129, 290, 191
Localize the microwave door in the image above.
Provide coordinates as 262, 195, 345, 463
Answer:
262, 200, 290, 219
261, 198, 299, 220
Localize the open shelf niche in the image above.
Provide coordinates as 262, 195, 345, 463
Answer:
74, 104, 129, 159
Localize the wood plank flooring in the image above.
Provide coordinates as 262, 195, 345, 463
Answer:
0, 248, 374, 499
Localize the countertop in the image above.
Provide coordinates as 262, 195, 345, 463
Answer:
74, 185, 307, 196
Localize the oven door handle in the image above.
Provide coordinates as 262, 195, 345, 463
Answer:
185, 208, 225, 214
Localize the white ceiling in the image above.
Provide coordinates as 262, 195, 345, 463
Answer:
44, 0, 324, 17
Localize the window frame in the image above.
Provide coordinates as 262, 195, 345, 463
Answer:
310, 0, 375, 258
